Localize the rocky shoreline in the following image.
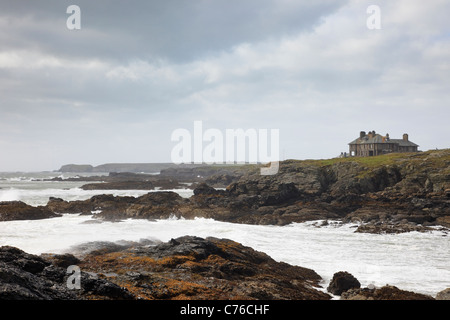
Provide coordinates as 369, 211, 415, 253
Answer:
1, 236, 448, 300
3, 149, 449, 234
0, 150, 449, 300
0, 236, 329, 300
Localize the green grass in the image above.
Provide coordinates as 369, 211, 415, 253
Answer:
190, 149, 450, 178
283, 149, 450, 178
286, 152, 410, 168
316, 152, 412, 167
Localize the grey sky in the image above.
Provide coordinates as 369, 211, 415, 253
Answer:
0, 0, 449, 171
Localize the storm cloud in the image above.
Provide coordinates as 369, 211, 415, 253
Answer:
0, 0, 449, 170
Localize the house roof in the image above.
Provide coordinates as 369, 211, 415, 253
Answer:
387, 139, 419, 147
348, 134, 418, 147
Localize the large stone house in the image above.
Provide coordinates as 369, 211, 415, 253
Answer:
348, 131, 419, 157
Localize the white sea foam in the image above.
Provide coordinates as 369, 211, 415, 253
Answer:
0, 186, 193, 206
0, 188, 21, 202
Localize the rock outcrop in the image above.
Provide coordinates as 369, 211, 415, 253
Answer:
0, 237, 333, 300
341, 285, 434, 300
77, 236, 331, 300
47, 192, 189, 221
0, 246, 133, 300
9, 149, 450, 233
217, 150, 450, 231
327, 271, 361, 295
436, 288, 450, 300
0, 201, 60, 221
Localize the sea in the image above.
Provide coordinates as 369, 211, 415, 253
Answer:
0, 171, 449, 298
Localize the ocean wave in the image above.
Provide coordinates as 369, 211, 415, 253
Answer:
65, 237, 161, 257
0, 186, 193, 206
0, 215, 448, 297
0, 188, 21, 202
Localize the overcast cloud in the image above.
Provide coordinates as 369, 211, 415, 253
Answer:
0, 0, 449, 171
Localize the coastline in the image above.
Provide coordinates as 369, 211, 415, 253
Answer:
3, 149, 449, 234
0, 150, 449, 300
1, 234, 448, 301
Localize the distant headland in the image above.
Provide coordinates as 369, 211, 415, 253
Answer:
57, 163, 203, 173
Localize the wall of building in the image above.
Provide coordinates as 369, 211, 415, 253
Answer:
349, 143, 416, 157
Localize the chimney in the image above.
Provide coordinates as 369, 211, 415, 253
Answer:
386, 133, 390, 141
403, 133, 409, 141
360, 131, 366, 139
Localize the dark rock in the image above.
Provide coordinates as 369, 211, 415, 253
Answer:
355, 221, 432, 234
341, 285, 434, 300
0, 246, 134, 300
48, 197, 64, 202
261, 182, 300, 206
436, 288, 450, 300
436, 216, 450, 228
47, 198, 94, 214
78, 236, 331, 300
78, 272, 134, 299
205, 173, 241, 188
143, 236, 223, 260
327, 271, 361, 295
0, 246, 73, 300
40, 253, 81, 268
193, 183, 221, 196
0, 201, 60, 221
